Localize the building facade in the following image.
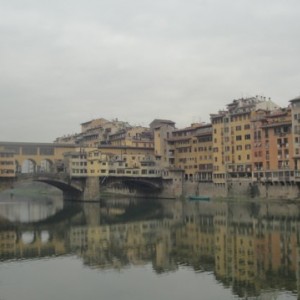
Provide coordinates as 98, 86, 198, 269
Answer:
167, 123, 213, 181
210, 96, 279, 186
0, 150, 15, 178
290, 96, 300, 180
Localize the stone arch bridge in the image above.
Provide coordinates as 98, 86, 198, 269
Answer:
17, 173, 92, 201
15, 172, 180, 201
0, 142, 184, 199
102, 176, 163, 193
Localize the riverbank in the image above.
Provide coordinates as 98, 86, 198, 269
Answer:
100, 179, 300, 201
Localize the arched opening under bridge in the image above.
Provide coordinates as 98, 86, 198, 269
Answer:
21, 159, 37, 174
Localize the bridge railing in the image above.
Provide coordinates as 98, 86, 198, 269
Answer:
16, 169, 176, 182
95, 167, 174, 179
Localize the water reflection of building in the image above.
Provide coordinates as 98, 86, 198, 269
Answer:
70, 219, 178, 272
2, 199, 300, 298
0, 230, 17, 259
174, 208, 215, 270
211, 202, 299, 298
0, 228, 67, 260
169, 201, 300, 298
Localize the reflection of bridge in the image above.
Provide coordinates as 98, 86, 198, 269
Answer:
0, 204, 83, 260
0, 228, 66, 260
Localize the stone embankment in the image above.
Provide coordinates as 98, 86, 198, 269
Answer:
100, 179, 300, 200
184, 180, 300, 200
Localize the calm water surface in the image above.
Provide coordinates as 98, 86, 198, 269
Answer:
0, 192, 299, 300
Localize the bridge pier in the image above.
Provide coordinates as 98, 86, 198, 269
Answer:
83, 177, 100, 201
62, 177, 100, 201
63, 177, 100, 201
160, 178, 183, 198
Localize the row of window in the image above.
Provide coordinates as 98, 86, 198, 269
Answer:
89, 169, 161, 175
178, 164, 213, 170
223, 154, 251, 162
0, 170, 15, 174
214, 124, 251, 134
213, 134, 251, 143
0, 161, 14, 165
214, 144, 251, 152
0, 153, 14, 158
236, 134, 251, 141
72, 162, 87, 166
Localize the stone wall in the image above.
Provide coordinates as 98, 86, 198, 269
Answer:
183, 181, 227, 198
156, 179, 182, 199
256, 182, 300, 200
183, 180, 300, 200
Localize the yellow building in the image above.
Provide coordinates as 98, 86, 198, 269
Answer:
80, 118, 110, 133
80, 119, 131, 147
55, 118, 131, 147
64, 147, 97, 177
86, 148, 161, 178
151, 119, 176, 168
109, 126, 153, 148
86, 149, 113, 176
210, 112, 227, 185
194, 127, 213, 182
0, 230, 17, 257
167, 123, 213, 181
98, 145, 154, 157
0, 142, 77, 174
0, 150, 15, 178
227, 106, 252, 179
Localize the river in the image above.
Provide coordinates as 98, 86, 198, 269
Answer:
0, 191, 299, 299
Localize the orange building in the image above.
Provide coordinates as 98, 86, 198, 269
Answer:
289, 96, 300, 180
252, 108, 294, 182
251, 109, 269, 179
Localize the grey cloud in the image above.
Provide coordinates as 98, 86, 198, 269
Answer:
0, 0, 300, 141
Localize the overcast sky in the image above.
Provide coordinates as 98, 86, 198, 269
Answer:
1, 0, 300, 142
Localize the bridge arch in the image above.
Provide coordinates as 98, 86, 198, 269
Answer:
21, 159, 37, 173
17, 158, 55, 174
21, 231, 35, 244
41, 231, 50, 243
40, 159, 54, 173
29, 174, 85, 201
15, 160, 21, 173
15, 173, 98, 202
105, 177, 162, 193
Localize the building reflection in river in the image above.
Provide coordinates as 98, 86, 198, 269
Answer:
1, 198, 300, 298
